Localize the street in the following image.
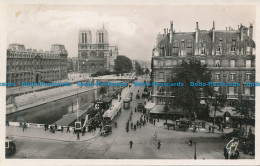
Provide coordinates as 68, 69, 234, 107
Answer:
6, 77, 236, 159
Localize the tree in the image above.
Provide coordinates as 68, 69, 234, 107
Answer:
144, 68, 150, 75
210, 88, 227, 131
135, 61, 144, 75
171, 59, 213, 120
114, 56, 133, 73
163, 103, 170, 123
234, 97, 254, 132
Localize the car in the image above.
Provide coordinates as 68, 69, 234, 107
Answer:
101, 125, 112, 136
224, 128, 241, 140
5, 137, 16, 156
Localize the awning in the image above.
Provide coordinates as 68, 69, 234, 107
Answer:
144, 102, 156, 110
150, 104, 184, 115
209, 106, 240, 117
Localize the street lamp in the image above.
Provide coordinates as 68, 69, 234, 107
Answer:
194, 141, 197, 159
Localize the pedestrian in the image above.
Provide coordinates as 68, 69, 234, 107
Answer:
49, 125, 53, 133
153, 119, 155, 125
230, 153, 234, 159
23, 122, 26, 132
55, 123, 57, 131
66, 125, 70, 133
158, 140, 161, 149
208, 126, 211, 133
134, 125, 136, 131
249, 127, 252, 135
99, 124, 102, 131
77, 131, 80, 140
235, 150, 239, 159
242, 127, 245, 136
115, 122, 117, 128
82, 126, 86, 136
6, 120, 9, 126
129, 140, 133, 149
44, 124, 47, 131
189, 138, 193, 146
224, 146, 228, 159
135, 107, 136, 112
131, 122, 133, 129
61, 126, 64, 133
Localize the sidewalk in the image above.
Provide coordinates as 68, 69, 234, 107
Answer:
6, 126, 100, 142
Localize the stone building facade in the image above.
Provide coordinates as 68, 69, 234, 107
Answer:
151, 21, 255, 107
6, 44, 68, 86
78, 26, 118, 74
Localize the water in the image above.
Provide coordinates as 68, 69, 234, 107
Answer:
6, 89, 101, 124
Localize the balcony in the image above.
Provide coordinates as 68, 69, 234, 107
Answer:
226, 94, 238, 99
156, 92, 173, 96
241, 94, 255, 100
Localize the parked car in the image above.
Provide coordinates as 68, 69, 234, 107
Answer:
101, 125, 112, 136
5, 137, 16, 156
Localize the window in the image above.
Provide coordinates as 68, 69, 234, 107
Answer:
173, 60, 177, 66
217, 46, 221, 51
229, 87, 234, 95
201, 48, 206, 55
201, 60, 206, 65
215, 60, 220, 67
230, 73, 235, 80
245, 87, 250, 95
246, 73, 251, 81
160, 61, 163, 67
159, 72, 164, 79
230, 60, 235, 67
231, 47, 236, 52
215, 73, 220, 80
246, 60, 251, 68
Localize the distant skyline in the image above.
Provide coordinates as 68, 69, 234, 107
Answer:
7, 5, 255, 61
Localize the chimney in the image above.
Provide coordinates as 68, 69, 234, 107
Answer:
170, 21, 173, 44
249, 23, 253, 39
167, 28, 168, 34
240, 26, 244, 41
212, 21, 215, 42
164, 28, 166, 36
195, 22, 199, 43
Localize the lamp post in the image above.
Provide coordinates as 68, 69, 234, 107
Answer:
194, 141, 197, 159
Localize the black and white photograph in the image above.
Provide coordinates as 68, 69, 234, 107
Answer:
1, 1, 259, 165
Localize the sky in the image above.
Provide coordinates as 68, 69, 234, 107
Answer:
7, 5, 255, 61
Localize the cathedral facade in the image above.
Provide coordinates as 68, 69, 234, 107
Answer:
78, 26, 118, 74
6, 44, 68, 86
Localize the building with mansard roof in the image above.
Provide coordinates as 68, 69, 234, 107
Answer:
78, 26, 118, 74
150, 21, 255, 117
6, 44, 68, 86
